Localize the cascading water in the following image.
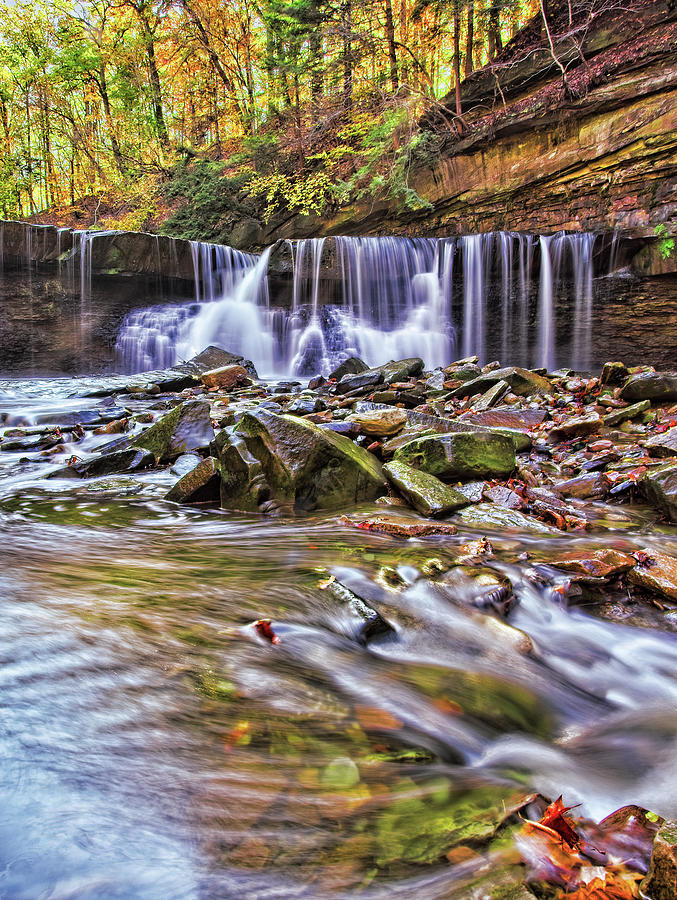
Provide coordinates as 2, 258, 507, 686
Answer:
113, 230, 605, 377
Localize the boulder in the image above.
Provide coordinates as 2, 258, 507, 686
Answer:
348, 408, 408, 437
134, 400, 214, 463
200, 364, 250, 390
620, 372, 677, 403
603, 399, 651, 427
320, 578, 396, 645
165, 457, 222, 504
215, 431, 269, 512
628, 550, 677, 602
336, 358, 424, 394
449, 367, 554, 399
472, 380, 510, 411
640, 462, 677, 521
328, 357, 369, 381
641, 820, 677, 900
236, 408, 386, 511
286, 396, 326, 416
189, 345, 258, 378
394, 431, 515, 481
383, 460, 471, 518
645, 427, 677, 458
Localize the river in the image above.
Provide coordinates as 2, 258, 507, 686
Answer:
1, 375, 676, 898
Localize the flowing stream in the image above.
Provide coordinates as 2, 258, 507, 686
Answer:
1, 375, 677, 898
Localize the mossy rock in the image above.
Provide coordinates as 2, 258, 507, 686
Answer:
394, 431, 515, 482
134, 400, 214, 463
236, 408, 386, 511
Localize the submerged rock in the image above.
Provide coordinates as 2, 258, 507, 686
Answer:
454, 502, 559, 534
383, 460, 471, 518
48, 448, 154, 479
320, 577, 396, 645
236, 408, 386, 511
134, 400, 214, 462
394, 431, 516, 481
549, 548, 635, 578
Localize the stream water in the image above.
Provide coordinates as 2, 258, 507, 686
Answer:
1, 375, 677, 898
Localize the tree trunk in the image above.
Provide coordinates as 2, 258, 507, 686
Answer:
384, 0, 398, 92
465, 1, 475, 78
342, 0, 353, 110
97, 65, 126, 172
453, 7, 462, 118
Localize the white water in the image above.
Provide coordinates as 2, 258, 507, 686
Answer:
109, 231, 604, 376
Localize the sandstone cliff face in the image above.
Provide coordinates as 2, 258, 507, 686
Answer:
281, 0, 677, 274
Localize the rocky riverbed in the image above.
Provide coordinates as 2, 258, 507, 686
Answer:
2, 347, 677, 897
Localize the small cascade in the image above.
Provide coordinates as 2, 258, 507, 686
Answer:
112, 230, 609, 377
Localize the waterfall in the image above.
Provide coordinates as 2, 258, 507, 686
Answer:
107, 230, 604, 377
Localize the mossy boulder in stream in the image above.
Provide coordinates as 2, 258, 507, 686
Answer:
213, 430, 268, 512
165, 456, 222, 504
236, 408, 386, 511
134, 400, 214, 463
394, 431, 515, 482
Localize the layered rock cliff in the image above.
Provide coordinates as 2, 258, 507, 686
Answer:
285, 0, 677, 273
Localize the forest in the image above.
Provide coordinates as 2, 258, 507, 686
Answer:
0, 0, 545, 229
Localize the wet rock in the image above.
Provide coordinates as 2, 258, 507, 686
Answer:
319, 421, 360, 437
640, 462, 677, 521
454, 502, 559, 534
286, 396, 326, 416
425, 370, 445, 391
645, 426, 677, 458
449, 367, 554, 399
337, 371, 382, 393
640, 820, 677, 900
165, 457, 222, 504
215, 431, 269, 512
320, 577, 396, 645
379, 357, 424, 384
556, 472, 610, 499
549, 548, 635, 578
549, 413, 602, 441
600, 361, 629, 386
383, 460, 471, 518
347, 408, 407, 437
34, 409, 102, 427
483, 484, 523, 509
328, 357, 369, 381
394, 431, 516, 481
341, 514, 457, 537
48, 448, 154, 479
628, 550, 677, 602
189, 345, 258, 378
200, 364, 250, 390
134, 400, 214, 463
170, 452, 204, 476
603, 399, 651, 427
472, 379, 510, 411
620, 372, 677, 403
461, 407, 548, 432
236, 408, 385, 511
